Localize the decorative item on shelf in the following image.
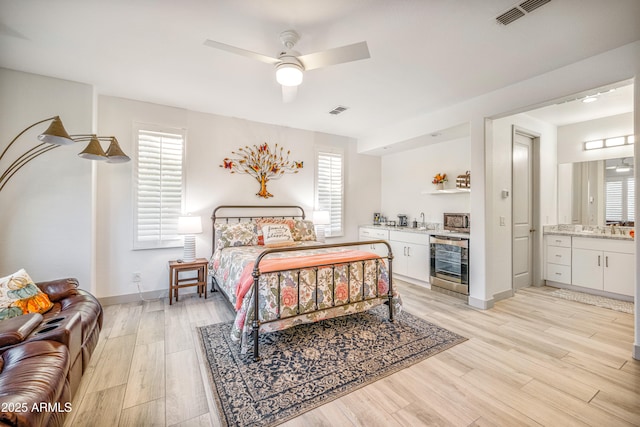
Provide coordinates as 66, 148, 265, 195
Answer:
177, 215, 203, 262
313, 210, 331, 242
432, 173, 447, 190
456, 171, 471, 189
220, 142, 303, 198
0, 115, 130, 193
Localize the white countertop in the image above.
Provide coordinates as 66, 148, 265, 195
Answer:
360, 225, 470, 239
543, 225, 633, 241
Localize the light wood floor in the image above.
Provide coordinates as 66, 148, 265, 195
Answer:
64, 282, 640, 426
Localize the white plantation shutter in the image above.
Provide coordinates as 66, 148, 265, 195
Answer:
134, 127, 185, 249
605, 175, 634, 223
316, 149, 344, 237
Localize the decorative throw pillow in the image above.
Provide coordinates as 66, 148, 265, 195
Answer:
261, 223, 295, 248
214, 222, 258, 250
0, 269, 54, 321
255, 218, 295, 245
291, 219, 317, 241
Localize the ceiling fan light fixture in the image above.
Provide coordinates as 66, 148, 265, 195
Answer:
276, 63, 303, 87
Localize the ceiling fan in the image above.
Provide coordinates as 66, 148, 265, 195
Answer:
204, 30, 370, 103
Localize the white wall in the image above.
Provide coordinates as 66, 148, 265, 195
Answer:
0, 68, 94, 288
381, 137, 470, 225
96, 96, 380, 299
557, 112, 634, 164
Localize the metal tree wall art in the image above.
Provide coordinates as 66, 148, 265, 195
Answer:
221, 142, 303, 198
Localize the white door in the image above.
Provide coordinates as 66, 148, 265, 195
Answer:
512, 132, 534, 289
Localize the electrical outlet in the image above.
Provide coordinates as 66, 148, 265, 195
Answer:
132, 272, 142, 283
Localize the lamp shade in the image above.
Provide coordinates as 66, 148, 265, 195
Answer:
37, 116, 75, 145
105, 137, 131, 163
313, 210, 331, 225
177, 215, 203, 234
77, 136, 108, 160
276, 63, 303, 86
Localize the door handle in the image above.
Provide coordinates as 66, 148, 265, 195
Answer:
529, 229, 536, 233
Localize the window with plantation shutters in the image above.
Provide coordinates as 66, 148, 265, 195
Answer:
315, 149, 344, 237
133, 126, 186, 249
605, 173, 634, 224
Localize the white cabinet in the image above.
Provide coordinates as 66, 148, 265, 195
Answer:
544, 235, 571, 284
571, 237, 635, 297
358, 227, 390, 259
389, 231, 430, 282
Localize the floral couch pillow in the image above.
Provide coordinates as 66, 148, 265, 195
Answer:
214, 222, 258, 250
291, 219, 317, 241
0, 269, 54, 321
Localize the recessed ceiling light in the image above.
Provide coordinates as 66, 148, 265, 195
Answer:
582, 96, 598, 103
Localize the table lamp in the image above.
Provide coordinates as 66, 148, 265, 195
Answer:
177, 215, 203, 262
313, 210, 331, 243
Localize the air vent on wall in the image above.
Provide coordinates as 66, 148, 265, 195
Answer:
496, 0, 551, 25
329, 105, 349, 115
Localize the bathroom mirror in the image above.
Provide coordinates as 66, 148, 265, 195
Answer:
558, 157, 634, 226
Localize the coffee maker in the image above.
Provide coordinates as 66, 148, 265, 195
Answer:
397, 214, 408, 227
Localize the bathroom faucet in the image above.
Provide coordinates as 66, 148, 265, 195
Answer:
420, 212, 425, 227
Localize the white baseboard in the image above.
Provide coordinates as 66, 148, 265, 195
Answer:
468, 296, 494, 310
98, 288, 175, 306
493, 289, 514, 302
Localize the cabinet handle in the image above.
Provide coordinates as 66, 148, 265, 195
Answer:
598, 255, 601, 266
403, 246, 407, 256
555, 272, 562, 276
555, 254, 562, 258
555, 239, 562, 243
605, 256, 609, 268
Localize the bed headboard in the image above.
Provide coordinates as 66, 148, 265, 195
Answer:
211, 205, 306, 253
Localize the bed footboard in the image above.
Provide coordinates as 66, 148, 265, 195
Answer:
250, 240, 394, 361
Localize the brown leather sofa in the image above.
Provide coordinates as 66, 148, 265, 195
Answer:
0, 278, 103, 427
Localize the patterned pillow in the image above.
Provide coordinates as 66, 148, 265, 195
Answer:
255, 218, 295, 245
291, 219, 317, 241
0, 269, 54, 321
214, 222, 258, 250
261, 223, 295, 248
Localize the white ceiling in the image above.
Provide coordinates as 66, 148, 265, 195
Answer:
1, 0, 638, 140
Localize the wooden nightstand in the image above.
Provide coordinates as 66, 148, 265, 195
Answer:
168, 258, 208, 305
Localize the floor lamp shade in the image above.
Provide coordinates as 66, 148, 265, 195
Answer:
178, 215, 203, 262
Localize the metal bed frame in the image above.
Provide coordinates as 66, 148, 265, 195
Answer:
210, 205, 395, 361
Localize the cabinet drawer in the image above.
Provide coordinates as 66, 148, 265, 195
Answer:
359, 228, 389, 240
546, 246, 571, 266
546, 263, 571, 284
546, 235, 571, 248
389, 230, 429, 245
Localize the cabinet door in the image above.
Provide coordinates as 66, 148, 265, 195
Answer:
603, 251, 635, 296
571, 248, 603, 290
406, 243, 430, 281
389, 240, 408, 275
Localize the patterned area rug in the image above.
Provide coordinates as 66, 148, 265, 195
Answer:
198, 306, 466, 427
550, 288, 634, 314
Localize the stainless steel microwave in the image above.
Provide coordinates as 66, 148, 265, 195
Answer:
443, 213, 470, 233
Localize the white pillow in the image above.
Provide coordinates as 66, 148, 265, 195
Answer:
262, 223, 295, 248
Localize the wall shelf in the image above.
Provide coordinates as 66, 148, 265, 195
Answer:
421, 188, 471, 195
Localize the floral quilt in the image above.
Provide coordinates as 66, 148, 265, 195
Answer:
209, 242, 402, 353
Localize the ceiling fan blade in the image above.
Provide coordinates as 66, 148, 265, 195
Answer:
298, 41, 370, 71
203, 39, 280, 65
282, 85, 297, 103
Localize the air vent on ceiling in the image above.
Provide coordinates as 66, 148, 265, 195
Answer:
329, 105, 349, 115
496, 0, 551, 25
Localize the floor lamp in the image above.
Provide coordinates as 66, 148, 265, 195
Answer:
178, 215, 203, 262
1, 115, 130, 193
